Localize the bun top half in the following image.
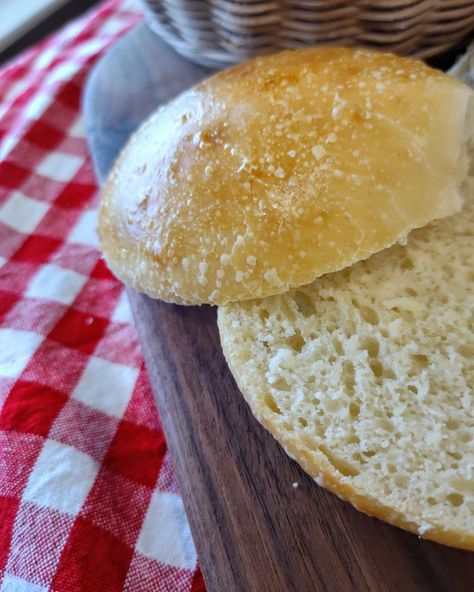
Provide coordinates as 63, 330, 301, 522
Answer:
99, 47, 473, 305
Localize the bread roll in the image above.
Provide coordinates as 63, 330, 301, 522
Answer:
99, 47, 473, 305
218, 175, 474, 550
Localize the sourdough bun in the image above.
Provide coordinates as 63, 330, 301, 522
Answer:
99, 47, 473, 305
218, 177, 474, 551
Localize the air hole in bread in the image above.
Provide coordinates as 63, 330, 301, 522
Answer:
360, 306, 379, 325
446, 419, 460, 430
288, 330, 305, 352
320, 445, 360, 477
395, 475, 408, 488
400, 257, 414, 270
332, 337, 344, 356
369, 359, 384, 378
259, 309, 269, 322
265, 393, 282, 414
392, 306, 414, 322
342, 361, 356, 396
298, 417, 308, 427
294, 291, 315, 317
411, 354, 429, 368
349, 402, 360, 419
272, 377, 290, 391
447, 450, 462, 461
346, 434, 360, 445
447, 493, 464, 507
362, 336, 380, 357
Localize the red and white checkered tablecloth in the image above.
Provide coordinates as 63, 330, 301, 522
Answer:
0, 1, 205, 590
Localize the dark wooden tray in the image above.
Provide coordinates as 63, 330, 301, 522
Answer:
83, 23, 474, 591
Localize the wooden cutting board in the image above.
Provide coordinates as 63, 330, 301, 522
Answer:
83, 24, 474, 591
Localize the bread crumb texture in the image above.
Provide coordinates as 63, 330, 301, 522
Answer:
218, 179, 474, 550
99, 47, 473, 304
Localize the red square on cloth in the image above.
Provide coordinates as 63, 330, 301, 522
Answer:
52, 518, 134, 592
24, 120, 65, 150
54, 181, 95, 209
0, 380, 67, 436
0, 162, 29, 190
0, 289, 19, 320
90, 257, 116, 281
12, 234, 62, 264
103, 420, 166, 488
48, 308, 109, 354
56, 80, 82, 112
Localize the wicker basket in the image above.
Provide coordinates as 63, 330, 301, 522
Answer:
143, 0, 474, 68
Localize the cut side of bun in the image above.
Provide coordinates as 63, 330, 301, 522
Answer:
218, 172, 474, 550
99, 47, 474, 305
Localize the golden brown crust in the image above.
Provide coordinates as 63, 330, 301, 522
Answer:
99, 47, 472, 305
217, 309, 474, 551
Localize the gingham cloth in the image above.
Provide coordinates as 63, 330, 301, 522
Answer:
0, 1, 205, 590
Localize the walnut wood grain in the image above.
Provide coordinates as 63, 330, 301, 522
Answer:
84, 24, 474, 591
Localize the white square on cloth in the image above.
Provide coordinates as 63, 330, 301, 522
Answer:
36, 151, 83, 182
67, 209, 99, 249
0, 191, 48, 234
22, 440, 99, 515
111, 289, 134, 325
23, 93, 51, 122
72, 356, 138, 418
0, 329, 43, 378
136, 490, 197, 570
0, 574, 48, 592
25, 264, 87, 305
68, 117, 84, 138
